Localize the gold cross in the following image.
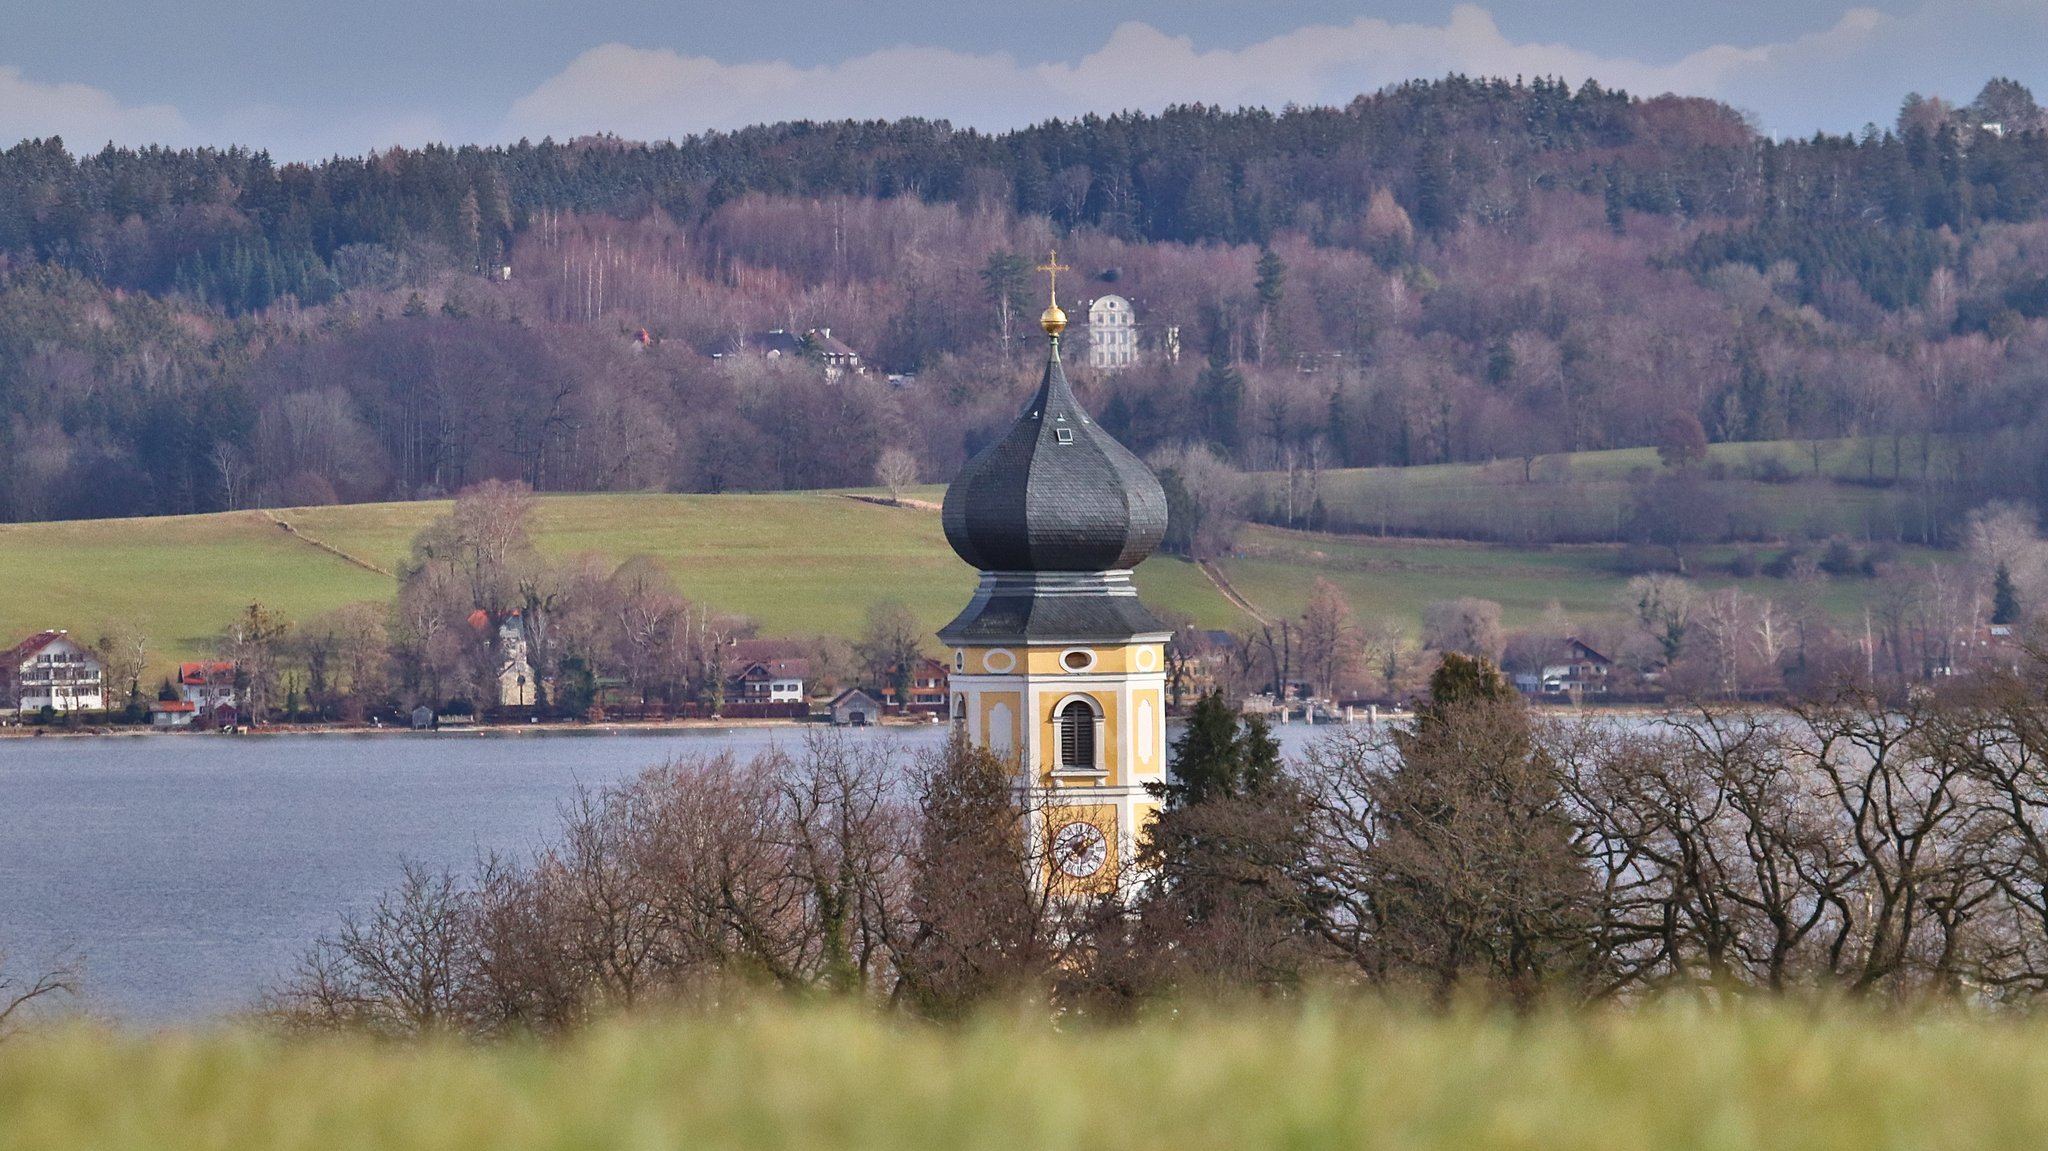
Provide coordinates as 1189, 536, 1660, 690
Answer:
1036, 249, 1071, 308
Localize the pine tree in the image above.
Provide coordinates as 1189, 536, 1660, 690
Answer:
1199, 349, 1245, 456
1156, 690, 1283, 808
1255, 246, 1286, 312
1994, 562, 2021, 625
1135, 691, 1312, 989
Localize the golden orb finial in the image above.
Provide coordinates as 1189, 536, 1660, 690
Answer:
1036, 249, 1072, 338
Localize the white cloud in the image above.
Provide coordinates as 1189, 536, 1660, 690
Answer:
502, 1, 2046, 146
214, 104, 456, 161
0, 68, 448, 160
0, 66, 192, 149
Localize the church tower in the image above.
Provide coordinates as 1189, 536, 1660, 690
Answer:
939, 253, 1172, 886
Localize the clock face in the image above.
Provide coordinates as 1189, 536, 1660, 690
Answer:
1052, 821, 1109, 879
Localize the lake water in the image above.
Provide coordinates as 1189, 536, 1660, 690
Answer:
0, 721, 1346, 1025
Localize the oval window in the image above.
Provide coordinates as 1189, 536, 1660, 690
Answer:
1062, 649, 1094, 672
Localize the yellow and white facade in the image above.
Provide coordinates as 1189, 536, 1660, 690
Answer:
949, 625, 1170, 883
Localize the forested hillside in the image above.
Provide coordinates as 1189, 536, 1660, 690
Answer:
3, 75, 2048, 530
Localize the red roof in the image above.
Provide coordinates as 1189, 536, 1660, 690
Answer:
179, 661, 236, 685
152, 700, 198, 713
729, 638, 806, 664
5, 630, 68, 664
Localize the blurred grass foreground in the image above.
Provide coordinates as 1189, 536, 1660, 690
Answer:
6, 1002, 2048, 1150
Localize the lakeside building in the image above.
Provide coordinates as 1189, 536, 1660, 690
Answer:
730, 658, 807, 704
150, 700, 199, 728
178, 661, 238, 717
880, 656, 949, 711
938, 254, 1172, 888
2, 630, 106, 714
829, 688, 883, 726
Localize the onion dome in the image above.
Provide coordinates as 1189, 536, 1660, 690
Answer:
942, 336, 1168, 573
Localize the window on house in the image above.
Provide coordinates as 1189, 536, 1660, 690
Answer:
1058, 699, 1097, 771
1056, 428, 1075, 444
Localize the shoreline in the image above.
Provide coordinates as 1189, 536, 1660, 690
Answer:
0, 700, 1700, 741
0, 716, 946, 739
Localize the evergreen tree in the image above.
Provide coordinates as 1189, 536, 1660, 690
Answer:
1156, 690, 1283, 808
1255, 246, 1286, 312
1133, 692, 1313, 991
1199, 349, 1245, 456
1254, 246, 1288, 362
1994, 562, 2021, 625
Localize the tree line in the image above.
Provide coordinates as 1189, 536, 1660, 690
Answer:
5, 78, 2048, 540
6, 76, 2044, 305
268, 645, 2048, 1036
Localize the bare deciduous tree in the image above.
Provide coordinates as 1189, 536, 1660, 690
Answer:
873, 446, 920, 504
92, 622, 148, 713
0, 949, 79, 1039
1297, 578, 1358, 700
1420, 597, 1505, 663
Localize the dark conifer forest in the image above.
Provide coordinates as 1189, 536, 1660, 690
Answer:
3, 75, 2048, 527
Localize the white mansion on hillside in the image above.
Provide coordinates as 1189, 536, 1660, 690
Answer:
1084, 294, 1138, 372
1081, 294, 1178, 373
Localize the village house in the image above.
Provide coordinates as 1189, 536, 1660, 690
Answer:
708, 327, 864, 378
2, 630, 106, 714
881, 656, 950, 710
178, 661, 237, 715
1516, 637, 1615, 697
728, 658, 807, 704
804, 328, 862, 377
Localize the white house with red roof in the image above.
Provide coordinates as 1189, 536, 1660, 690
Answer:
178, 661, 238, 714
150, 699, 199, 728
2, 630, 105, 713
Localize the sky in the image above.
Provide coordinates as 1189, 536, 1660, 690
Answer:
2, 0, 2042, 160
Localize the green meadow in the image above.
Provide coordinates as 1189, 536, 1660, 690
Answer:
1290, 436, 1952, 544
3, 1003, 2046, 1150
0, 482, 1934, 675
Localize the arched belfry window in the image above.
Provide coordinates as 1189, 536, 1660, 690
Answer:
1058, 698, 1099, 771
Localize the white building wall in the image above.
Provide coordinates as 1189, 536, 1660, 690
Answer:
1086, 295, 1138, 372
14, 637, 105, 713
